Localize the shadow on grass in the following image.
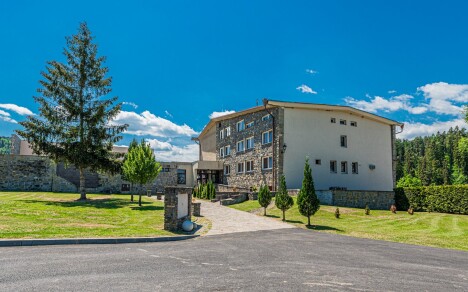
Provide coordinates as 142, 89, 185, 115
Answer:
21, 198, 156, 209
130, 205, 164, 211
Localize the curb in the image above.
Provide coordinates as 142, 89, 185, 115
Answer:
0, 235, 199, 247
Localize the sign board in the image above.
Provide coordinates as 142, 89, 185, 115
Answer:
177, 192, 188, 219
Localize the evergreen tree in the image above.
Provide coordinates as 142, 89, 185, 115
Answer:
258, 185, 272, 216
17, 23, 127, 200
122, 140, 162, 206
297, 158, 320, 226
275, 175, 293, 221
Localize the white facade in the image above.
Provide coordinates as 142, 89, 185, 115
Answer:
283, 107, 394, 191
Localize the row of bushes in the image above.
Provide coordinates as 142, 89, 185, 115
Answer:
192, 181, 216, 200
394, 185, 468, 214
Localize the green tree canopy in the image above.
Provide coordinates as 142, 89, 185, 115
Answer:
17, 23, 127, 200
258, 185, 272, 216
297, 158, 320, 226
122, 140, 162, 206
396, 174, 423, 188
275, 175, 294, 221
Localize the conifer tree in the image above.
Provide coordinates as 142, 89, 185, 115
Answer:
122, 140, 162, 206
275, 175, 293, 221
17, 23, 127, 200
297, 158, 320, 226
258, 185, 272, 216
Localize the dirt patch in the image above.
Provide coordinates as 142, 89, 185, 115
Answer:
59, 223, 116, 228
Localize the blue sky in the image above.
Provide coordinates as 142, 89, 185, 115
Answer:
1, 0, 467, 161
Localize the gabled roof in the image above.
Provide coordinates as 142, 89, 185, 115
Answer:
195, 100, 403, 139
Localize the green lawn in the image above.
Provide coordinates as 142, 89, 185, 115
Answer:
0, 192, 173, 239
229, 197, 468, 251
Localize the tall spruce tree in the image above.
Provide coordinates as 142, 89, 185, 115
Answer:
258, 185, 272, 216
275, 175, 294, 221
17, 23, 127, 200
122, 140, 162, 206
297, 158, 320, 226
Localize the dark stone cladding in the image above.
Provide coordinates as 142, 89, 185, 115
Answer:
216, 107, 284, 190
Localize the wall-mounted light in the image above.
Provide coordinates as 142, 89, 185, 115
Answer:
282, 144, 287, 153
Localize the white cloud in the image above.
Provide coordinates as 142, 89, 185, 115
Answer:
398, 118, 467, 139
146, 138, 173, 151
417, 82, 468, 115
209, 110, 236, 119
113, 110, 198, 138
296, 84, 317, 94
164, 110, 173, 118
388, 90, 397, 94
153, 143, 199, 162
0, 115, 17, 123
0, 109, 11, 117
122, 102, 138, 109
0, 104, 34, 116
344, 94, 428, 114
306, 69, 318, 74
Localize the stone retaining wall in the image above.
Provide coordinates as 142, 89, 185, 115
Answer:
316, 190, 394, 210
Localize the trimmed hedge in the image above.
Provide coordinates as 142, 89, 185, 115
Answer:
394, 185, 468, 215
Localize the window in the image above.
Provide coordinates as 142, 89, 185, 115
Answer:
177, 169, 186, 184
262, 130, 273, 144
340, 135, 347, 148
341, 161, 348, 174
315, 159, 321, 165
350, 121, 357, 127
262, 114, 272, 121
226, 127, 231, 136
219, 129, 224, 139
262, 156, 273, 169
237, 120, 245, 131
224, 165, 231, 175
330, 160, 337, 173
340, 119, 347, 125
237, 162, 244, 173
246, 160, 254, 172
246, 121, 254, 129
246, 136, 254, 149
352, 162, 358, 174
237, 140, 245, 152
121, 184, 130, 191
219, 147, 224, 158
161, 167, 171, 172
225, 145, 231, 156
331, 118, 336, 123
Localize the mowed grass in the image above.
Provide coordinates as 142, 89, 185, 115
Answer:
0, 192, 172, 239
229, 197, 468, 251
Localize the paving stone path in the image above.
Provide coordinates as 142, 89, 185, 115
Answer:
198, 200, 295, 236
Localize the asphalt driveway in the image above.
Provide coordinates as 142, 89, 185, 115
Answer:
0, 228, 466, 291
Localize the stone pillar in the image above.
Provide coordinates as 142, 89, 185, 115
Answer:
164, 186, 193, 231
192, 202, 201, 216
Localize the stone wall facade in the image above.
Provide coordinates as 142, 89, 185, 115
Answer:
0, 155, 186, 194
216, 107, 284, 191
316, 190, 394, 210
10, 135, 21, 155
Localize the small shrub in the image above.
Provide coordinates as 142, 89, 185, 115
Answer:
390, 204, 397, 214
364, 204, 370, 215
334, 207, 340, 219
251, 186, 258, 192
407, 207, 414, 215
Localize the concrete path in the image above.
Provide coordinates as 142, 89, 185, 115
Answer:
198, 200, 295, 236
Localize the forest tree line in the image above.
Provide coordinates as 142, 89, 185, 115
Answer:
0, 137, 11, 155
396, 126, 468, 186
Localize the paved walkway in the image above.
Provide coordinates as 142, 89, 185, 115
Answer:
198, 200, 295, 236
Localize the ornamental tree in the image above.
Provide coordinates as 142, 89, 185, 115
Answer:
297, 158, 320, 226
258, 185, 272, 216
275, 175, 294, 221
122, 140, 162, 206
17, 23, 127, 200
